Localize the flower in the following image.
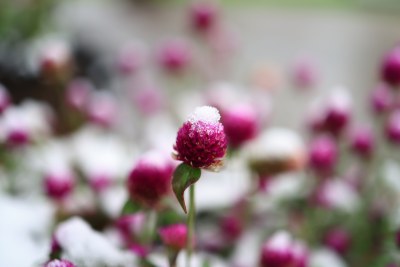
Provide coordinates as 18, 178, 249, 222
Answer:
222, 104, 259, 148
158, 40, 191, 73
349, 126, 374, 158
260, 231, 308, 267
309, 135, 337, 173
173, 106, 227, 169
65, 78, 93, 111
381, 46, 400, 87
0, 84, 10, 114
159, 223, 188, 250
189, 2, 218, 32
86, 92, 118, 128
324, 228, 351, 255
386, 110, 400, 144
44, 171, 75, 200
292, 57, 319, 89
44, 259, 76, 267
127, 151, 174, 207
370, 84, 393, 114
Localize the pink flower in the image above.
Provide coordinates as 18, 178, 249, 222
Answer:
370, 84, 393, 114
127, 151, 174, 207
44, 259, 76, 267
349, 126, 374, 158
292, 57, 319, 89
65, 78, 93, 111
44, 171, 75, 200
158, 40, 191, 73
222, 104, 259, 148
189, 2, 218, 32
309, 135, 337, 173
6, 128, 30, 147
174, 106, 227, 169
386, 110, 400, 144
86, 92, 118, 128
0, 84, 10, 114
116, 213, 146, 243
260, 231, 308, 267
159, 223, 188, 250
324, 228, 351, 255
381, 46, 400, 87
116, 44, 145, 75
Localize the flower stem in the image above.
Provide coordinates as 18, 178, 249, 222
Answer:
187, 184, 196, 267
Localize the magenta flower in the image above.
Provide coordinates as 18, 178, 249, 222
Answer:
309, 135, 337, 173
127, 151, 174, 208
381, 46, 400, 87
159, 223, 188, 250
222, 104, 259, 148
292, 57, 319, 89
349, 126, 374, 158
65, 78, 92, 111
174, 106, 227, 170
44, 259, 75, 267
6, 128, 30, 147
44, 171, 75, 200
158, 40, 191, 73
370, 84, 393, 114
324, 228, 351, 255
116, 44, 145, 75
86, 92, 118, 128
260, 231, 308, 267
115, 212, 146, 242
189, 2, 218, 32
0, 84, 10, 114
386, 110, 400, 144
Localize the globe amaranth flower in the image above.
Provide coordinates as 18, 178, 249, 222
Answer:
309, 135, 337, 174
349, 126, 374, 158
370, 84, 393, 114
260, 231, 308, 267
173, 106, 227, 170
189, 2, 218, 32
127, 151, 174, 207
158, 40, 191, 73
44, 170, 75, 201
159, 223, 188, 250
222, 103, 259, 148
386, 110, 400, 144
324, 228, 351, 255
381, 46, 400, 87
44, 259, 76, 267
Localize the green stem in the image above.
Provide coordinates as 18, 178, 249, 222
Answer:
186, 184, 196, 267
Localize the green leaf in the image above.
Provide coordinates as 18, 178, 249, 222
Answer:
172, 163, 201, 213
121, 198, 142, 215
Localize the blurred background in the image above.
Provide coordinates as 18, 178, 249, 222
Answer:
2, 1, 400, 267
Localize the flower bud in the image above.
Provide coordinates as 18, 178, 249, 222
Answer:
44, 171, 75, 200
386, 110, 400, 144
173, 106, 227, 169
309, 135, 337, 173
44, 259, 76, 267
381, 46, 400, 87
189, 2, 218, 32
324, 228, 351, 255
158, 40, 191, 73
222, 104, 259, 148
159, 223, 188, 250
260, 231, 308, 267
349, 126, 374, 158
370, 84, 393, 114
127, 151, 174, 207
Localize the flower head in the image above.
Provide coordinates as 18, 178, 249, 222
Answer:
174, 106, 227, 169
189, 2, 218, 32
159, 223, 188, 250
381, 46, 400, 87
370, 84, 393, 114
44, 259, 76, 267
309, 135, 337, 174
260, 231, 308, 267
222, 104, 259, 148
386, 110, 400, 144
158, 40, 191, 73
44, 171, 75, 201
127, 151, 174, 207
349, 126, 374, 158
324, 228, 351, 255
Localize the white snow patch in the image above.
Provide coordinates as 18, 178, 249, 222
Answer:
188, 106, 221, 124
